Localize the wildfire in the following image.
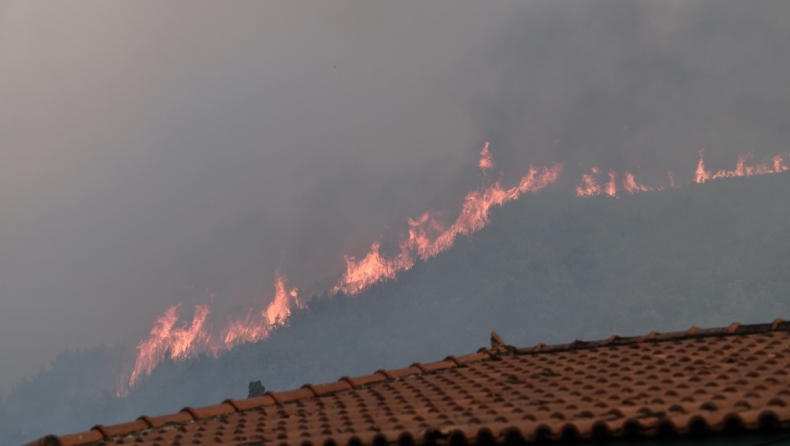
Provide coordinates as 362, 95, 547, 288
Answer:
605, 170, 617, 197
694, 150, 789, 183
123, 271, 299, 393
576, 168, 655, 197
122, 144, 559, 394
576, 151, 789, 198
127, 303, 210, 392
576, 167, 602, 197
332, 144, 562, 295
123, 142, 790, 396
478, 141, 494, 172
695, 149, 711, 183
223, 272, 300, 348
623, 172, 652, 193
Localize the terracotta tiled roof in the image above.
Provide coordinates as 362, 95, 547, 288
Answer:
27, 319, 790, 446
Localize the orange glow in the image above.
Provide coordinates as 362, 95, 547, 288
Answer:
333, 143, 562, 295
123, 146, 560, 393
222, 272, 300, 348
124, 143, 790, 396
127, 303, 210, 391
333, 242, 414, 295
576, 167, 602, 197
696, 150, 788, 183
578, 168, 658, 197
604, 170, 617, 197
409, 163, 562, 261
622, 172, 652, 193
265, 273, 296, 325
124, 272, 299, 392
478, 142, 494, 171
695, 149, 712, 183
774, 156, 789, 173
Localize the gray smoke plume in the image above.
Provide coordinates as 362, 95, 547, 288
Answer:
1, 1, 789, 395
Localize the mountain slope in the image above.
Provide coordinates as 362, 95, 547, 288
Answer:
4, 173, 790, 444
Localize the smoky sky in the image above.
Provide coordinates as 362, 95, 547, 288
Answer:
1, 1, 789, 393
465, 1, 790, 185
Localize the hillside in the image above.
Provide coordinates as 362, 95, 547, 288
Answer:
4, 173, 790, 444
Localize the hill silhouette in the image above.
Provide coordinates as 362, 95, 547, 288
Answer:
4, 173, 790, 444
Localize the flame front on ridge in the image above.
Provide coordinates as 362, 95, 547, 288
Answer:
577, 167, 651, 197
694, 150, 788, 183
121, 144, 561, 394
575, 151, 789, 199
122, 272, 300, 394
478, 141, 494, 172
332, 146, 563, 295
123, 144, 790, 396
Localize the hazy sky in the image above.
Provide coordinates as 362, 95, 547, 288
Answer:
1, 1, 789, 393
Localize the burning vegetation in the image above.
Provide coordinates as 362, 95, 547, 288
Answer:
8, 153, 790, 445
694, 150, 788, 183
121, 144, 562, 393
122, 145, 790, 395
576, 152, 789, 198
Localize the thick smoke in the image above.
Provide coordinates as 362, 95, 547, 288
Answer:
2, 0, 790, 397
466, 1, 790, 186
0, 1, 490, 392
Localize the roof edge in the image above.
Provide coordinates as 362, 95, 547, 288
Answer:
514, 318, 786, 355
26, 318, 787, 446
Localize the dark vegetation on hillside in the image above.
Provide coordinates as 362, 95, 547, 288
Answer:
3, 173, 790, 444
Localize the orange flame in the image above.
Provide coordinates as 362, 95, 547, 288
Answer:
774, 156, 789, 173
128, 303, 210, 390
604, 170, 617, 197
124, 272, 299, 392
222, 272, 300, 348
696, 150, 788, 183
266, 273, 297, 326
695, 149, 711, 183
121, 145, 561, 394
409, 163, 562, 261
576, 167, 602, 197
622, 172, 652, 193
333, 143, 562, 295
578, 168, 657, 196
123, 143, 790, 396
478, 142, 494, 171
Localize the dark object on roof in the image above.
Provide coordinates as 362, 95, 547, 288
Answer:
247, 380, 265, 399
25, 319, 790, 445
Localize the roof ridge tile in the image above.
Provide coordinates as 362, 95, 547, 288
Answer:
142, 411, 193, 428
32, 319, 790, 446
55, 431, 103, 446
224, 394, 276, 411
181, 402, 235, 419
339, 373, 387, 388
264, 388, 315, 404
375, 365, 422, 380
450, 352, 489, 364
443, 355, 462, 366
415, 360, 456, 373
409, 362, 428, 373
304, 380, 353, 396
90, 420, 150, 440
